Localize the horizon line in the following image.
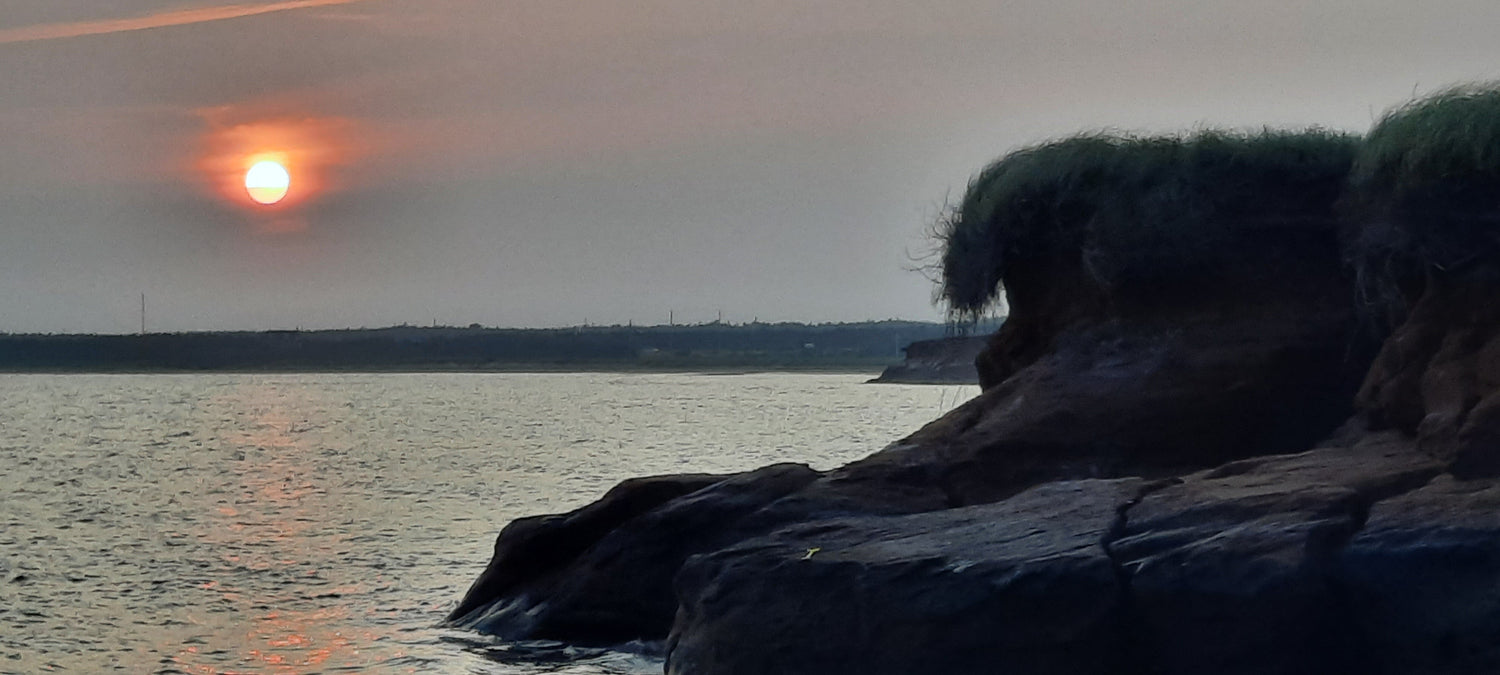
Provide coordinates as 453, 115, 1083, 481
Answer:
0, 317, 994, 337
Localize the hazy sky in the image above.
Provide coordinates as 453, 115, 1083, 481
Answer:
3, 0, 1499, 333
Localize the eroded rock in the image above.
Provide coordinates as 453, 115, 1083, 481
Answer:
1358, 278, 1500, 478
668, 479, 1147, 675
1111, 432, 1441, 674
1340, 473, 1500, 673
448, 464, 820, 643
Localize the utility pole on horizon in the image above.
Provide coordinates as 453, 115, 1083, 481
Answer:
140, 293, 146, 335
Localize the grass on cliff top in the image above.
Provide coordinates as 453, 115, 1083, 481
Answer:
1348, 84, 1500, 281
936, 129, 1358, 319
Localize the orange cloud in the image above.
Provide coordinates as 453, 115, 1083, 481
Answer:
0, 0, 374, 45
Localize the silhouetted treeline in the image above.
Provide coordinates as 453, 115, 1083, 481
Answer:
0, 320, 1000, 372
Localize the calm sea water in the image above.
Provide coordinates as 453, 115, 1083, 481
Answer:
0, 372, 975, 674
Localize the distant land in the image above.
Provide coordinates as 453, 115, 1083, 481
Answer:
868, 335, 991, 384
0, 320, 1000, 373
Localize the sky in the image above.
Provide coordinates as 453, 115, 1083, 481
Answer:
3, 1, 1500, 333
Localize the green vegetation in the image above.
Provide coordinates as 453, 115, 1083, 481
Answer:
937, 129, 1358, 318
1347, 83, 1500, 291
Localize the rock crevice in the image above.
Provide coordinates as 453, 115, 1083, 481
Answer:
1098, 478, 1180, 675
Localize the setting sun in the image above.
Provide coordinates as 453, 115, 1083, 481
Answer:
245, 160, 290, 205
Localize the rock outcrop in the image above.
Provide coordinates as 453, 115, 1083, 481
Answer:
1356, 276, 1500, 478
668, 434, 1446, 675
1340, 472, 1500, 673
448, 465, 821, 643
667, 478, 1149, 675
868, 335, 988, 384
449, 111, 1500, 673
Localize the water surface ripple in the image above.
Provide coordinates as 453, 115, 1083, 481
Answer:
0, 372, 976, 674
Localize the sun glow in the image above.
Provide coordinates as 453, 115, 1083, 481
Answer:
197, 113, 361, 231
245, 160, 290, 205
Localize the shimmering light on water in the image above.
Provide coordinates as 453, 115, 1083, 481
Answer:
0, 373, 976, 674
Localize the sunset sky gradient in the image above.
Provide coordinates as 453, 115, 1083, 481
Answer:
4, 0, 1500, 332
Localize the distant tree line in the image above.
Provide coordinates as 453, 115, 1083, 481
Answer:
0, 320, 1000, 372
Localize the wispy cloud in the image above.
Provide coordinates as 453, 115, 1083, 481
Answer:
0, 0, 374, 45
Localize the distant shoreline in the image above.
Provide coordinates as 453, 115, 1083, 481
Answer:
0, 321, 998, 376
0, 362, 891, 376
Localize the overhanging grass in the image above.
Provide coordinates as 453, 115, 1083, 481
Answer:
1347, 84, 1500, 289
937, 129, 1358, 319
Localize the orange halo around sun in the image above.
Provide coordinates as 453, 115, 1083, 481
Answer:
244, 160, 290, 205
197, 113, 361, 222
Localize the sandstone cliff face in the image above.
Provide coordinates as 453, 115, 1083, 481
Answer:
446, 255, 1500, 673
448, 123, 1500, 672
858, 215, 1366, 506
1356, 275, 1500, 478
446, 208, 1408, 667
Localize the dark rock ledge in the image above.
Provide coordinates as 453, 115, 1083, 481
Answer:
448, 115, 1500, 673
868, 335, 988, 384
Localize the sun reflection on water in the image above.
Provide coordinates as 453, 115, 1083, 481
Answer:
163, 382, 393, 674
168, 606, 373, 674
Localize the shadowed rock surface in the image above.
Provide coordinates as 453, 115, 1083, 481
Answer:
663, 431, 1459, 675
1340, 472, 1500, 673
448, 465, 820, 644
667, 479, 1147, 675
1109, 431, 1441, 675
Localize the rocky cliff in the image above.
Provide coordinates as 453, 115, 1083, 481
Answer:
869, 335, 989, 384
448, 92, 1500, 673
